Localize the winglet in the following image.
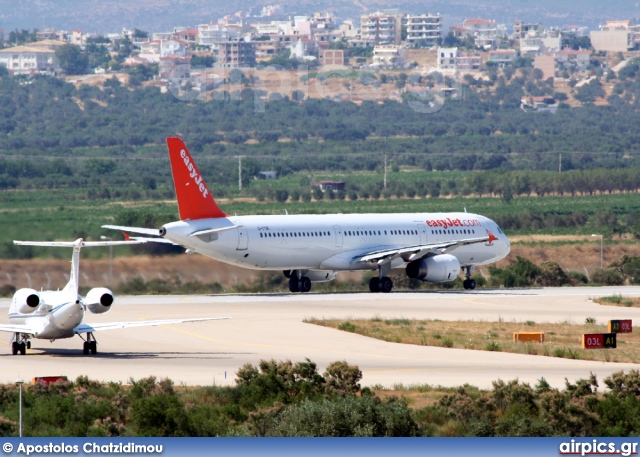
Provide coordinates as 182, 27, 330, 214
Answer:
166, 137, 227, 220
487, 230, 497, 245
122, 231, 131, 241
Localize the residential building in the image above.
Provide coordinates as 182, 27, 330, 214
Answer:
513, 20, 542, 40
290, 38, 318, 61
319, 49, 345, 67
360, 10, 405, 45
488, 49, 517, 67
534, 48, 590, 78
405, 13, 442, 48
0, 43, 60, 75
0, 40, 65, 74
159, 55, 190, 79
212, 41, 256, 68
372, 45, 406, 67
138, 39, 187, 63
591, 20, 640, 52
521, 96, 558, 113
451, 18, 506, 50
436, 46, 481, 72
254, 39, 286, 59
198, 23, 243, 46
36, 28, 67, 41
437, 47, 458, 71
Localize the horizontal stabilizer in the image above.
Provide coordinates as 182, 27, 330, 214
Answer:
14, 239, 147, 248
102, 225, 163, 236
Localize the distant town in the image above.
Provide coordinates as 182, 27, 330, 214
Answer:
0, 5, 638, 107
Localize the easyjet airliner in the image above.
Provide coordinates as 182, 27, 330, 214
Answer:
104, 137, 510, 293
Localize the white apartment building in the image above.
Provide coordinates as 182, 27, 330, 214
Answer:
591, 20, 640, 52
405, 13, 442, 48
0, 40, 64, 75
361, 10, 404, 45
372, 45, 406, 67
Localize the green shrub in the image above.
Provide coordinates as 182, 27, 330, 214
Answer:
591, 269, 624, 286
338, 321, 356, 332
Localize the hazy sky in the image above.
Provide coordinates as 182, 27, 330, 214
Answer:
1, 0, 639, 35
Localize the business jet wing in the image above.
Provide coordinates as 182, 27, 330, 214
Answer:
0, 324, 35, 334
74, 316, 230, 334
353, 236, 490, 264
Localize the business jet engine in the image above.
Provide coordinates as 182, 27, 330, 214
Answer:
85, 287, 114, 314
13, 288, 40, 313
405, 255, 461, 283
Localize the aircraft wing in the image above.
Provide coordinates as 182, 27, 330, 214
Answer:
0, 324, 35, 334
74, 317, 230, 334
352, 236, 490, 264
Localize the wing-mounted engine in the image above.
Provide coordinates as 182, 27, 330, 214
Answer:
13, 288, 40, 314
405, 254, 461, 283
84, 287, 114, 314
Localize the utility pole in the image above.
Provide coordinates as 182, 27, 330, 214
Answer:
559, 153, 562, 173
237, 156, 243, 191
383, 154, 387, 189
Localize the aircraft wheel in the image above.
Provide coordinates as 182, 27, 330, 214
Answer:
288, 276, 300, 293
26, 341, 31, 349
379, 277, 393, 293
90, 341, 97, 355
463, 279, 470, 289
369, 277, 380, 293
468, 279, 476, 290
299, 277, 311, 293
19, 342, 26, 355
83, 342, 90, 355
12, 342, 18, 355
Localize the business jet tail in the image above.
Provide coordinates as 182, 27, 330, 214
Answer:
13, 239, 146, 300
166, 136, 227, 221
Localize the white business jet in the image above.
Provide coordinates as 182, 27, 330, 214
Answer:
104, 137, 510, 294
0, 238, 229, 355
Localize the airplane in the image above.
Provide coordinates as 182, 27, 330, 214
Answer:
104, 137, 511, 294
0, 238, 230, 355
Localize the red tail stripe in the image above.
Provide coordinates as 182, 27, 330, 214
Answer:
166, 137, 227, 220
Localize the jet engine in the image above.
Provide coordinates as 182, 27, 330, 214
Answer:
13, 288, 40, 314
85, 287, 114, 314
405, 255, 461, 283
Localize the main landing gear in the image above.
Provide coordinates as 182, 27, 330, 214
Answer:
82, 333, 98, 355
11, 333, 30, 355
463, 266, 476, 290
369, 262, 393, 293
284, 270, 312, 293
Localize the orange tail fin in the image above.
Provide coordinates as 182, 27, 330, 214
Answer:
166, 137, 227, 220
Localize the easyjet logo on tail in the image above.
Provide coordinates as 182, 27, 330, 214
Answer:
180, 149, 209, 199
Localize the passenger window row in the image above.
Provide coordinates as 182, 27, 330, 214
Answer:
431, 229, 476, 235
259, 231, 331, 238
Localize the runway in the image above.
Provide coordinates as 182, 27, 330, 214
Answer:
1, 286, 640, 389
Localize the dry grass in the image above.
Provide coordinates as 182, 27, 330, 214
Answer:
594, 295, 640, 308
306, 317, 640, 364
